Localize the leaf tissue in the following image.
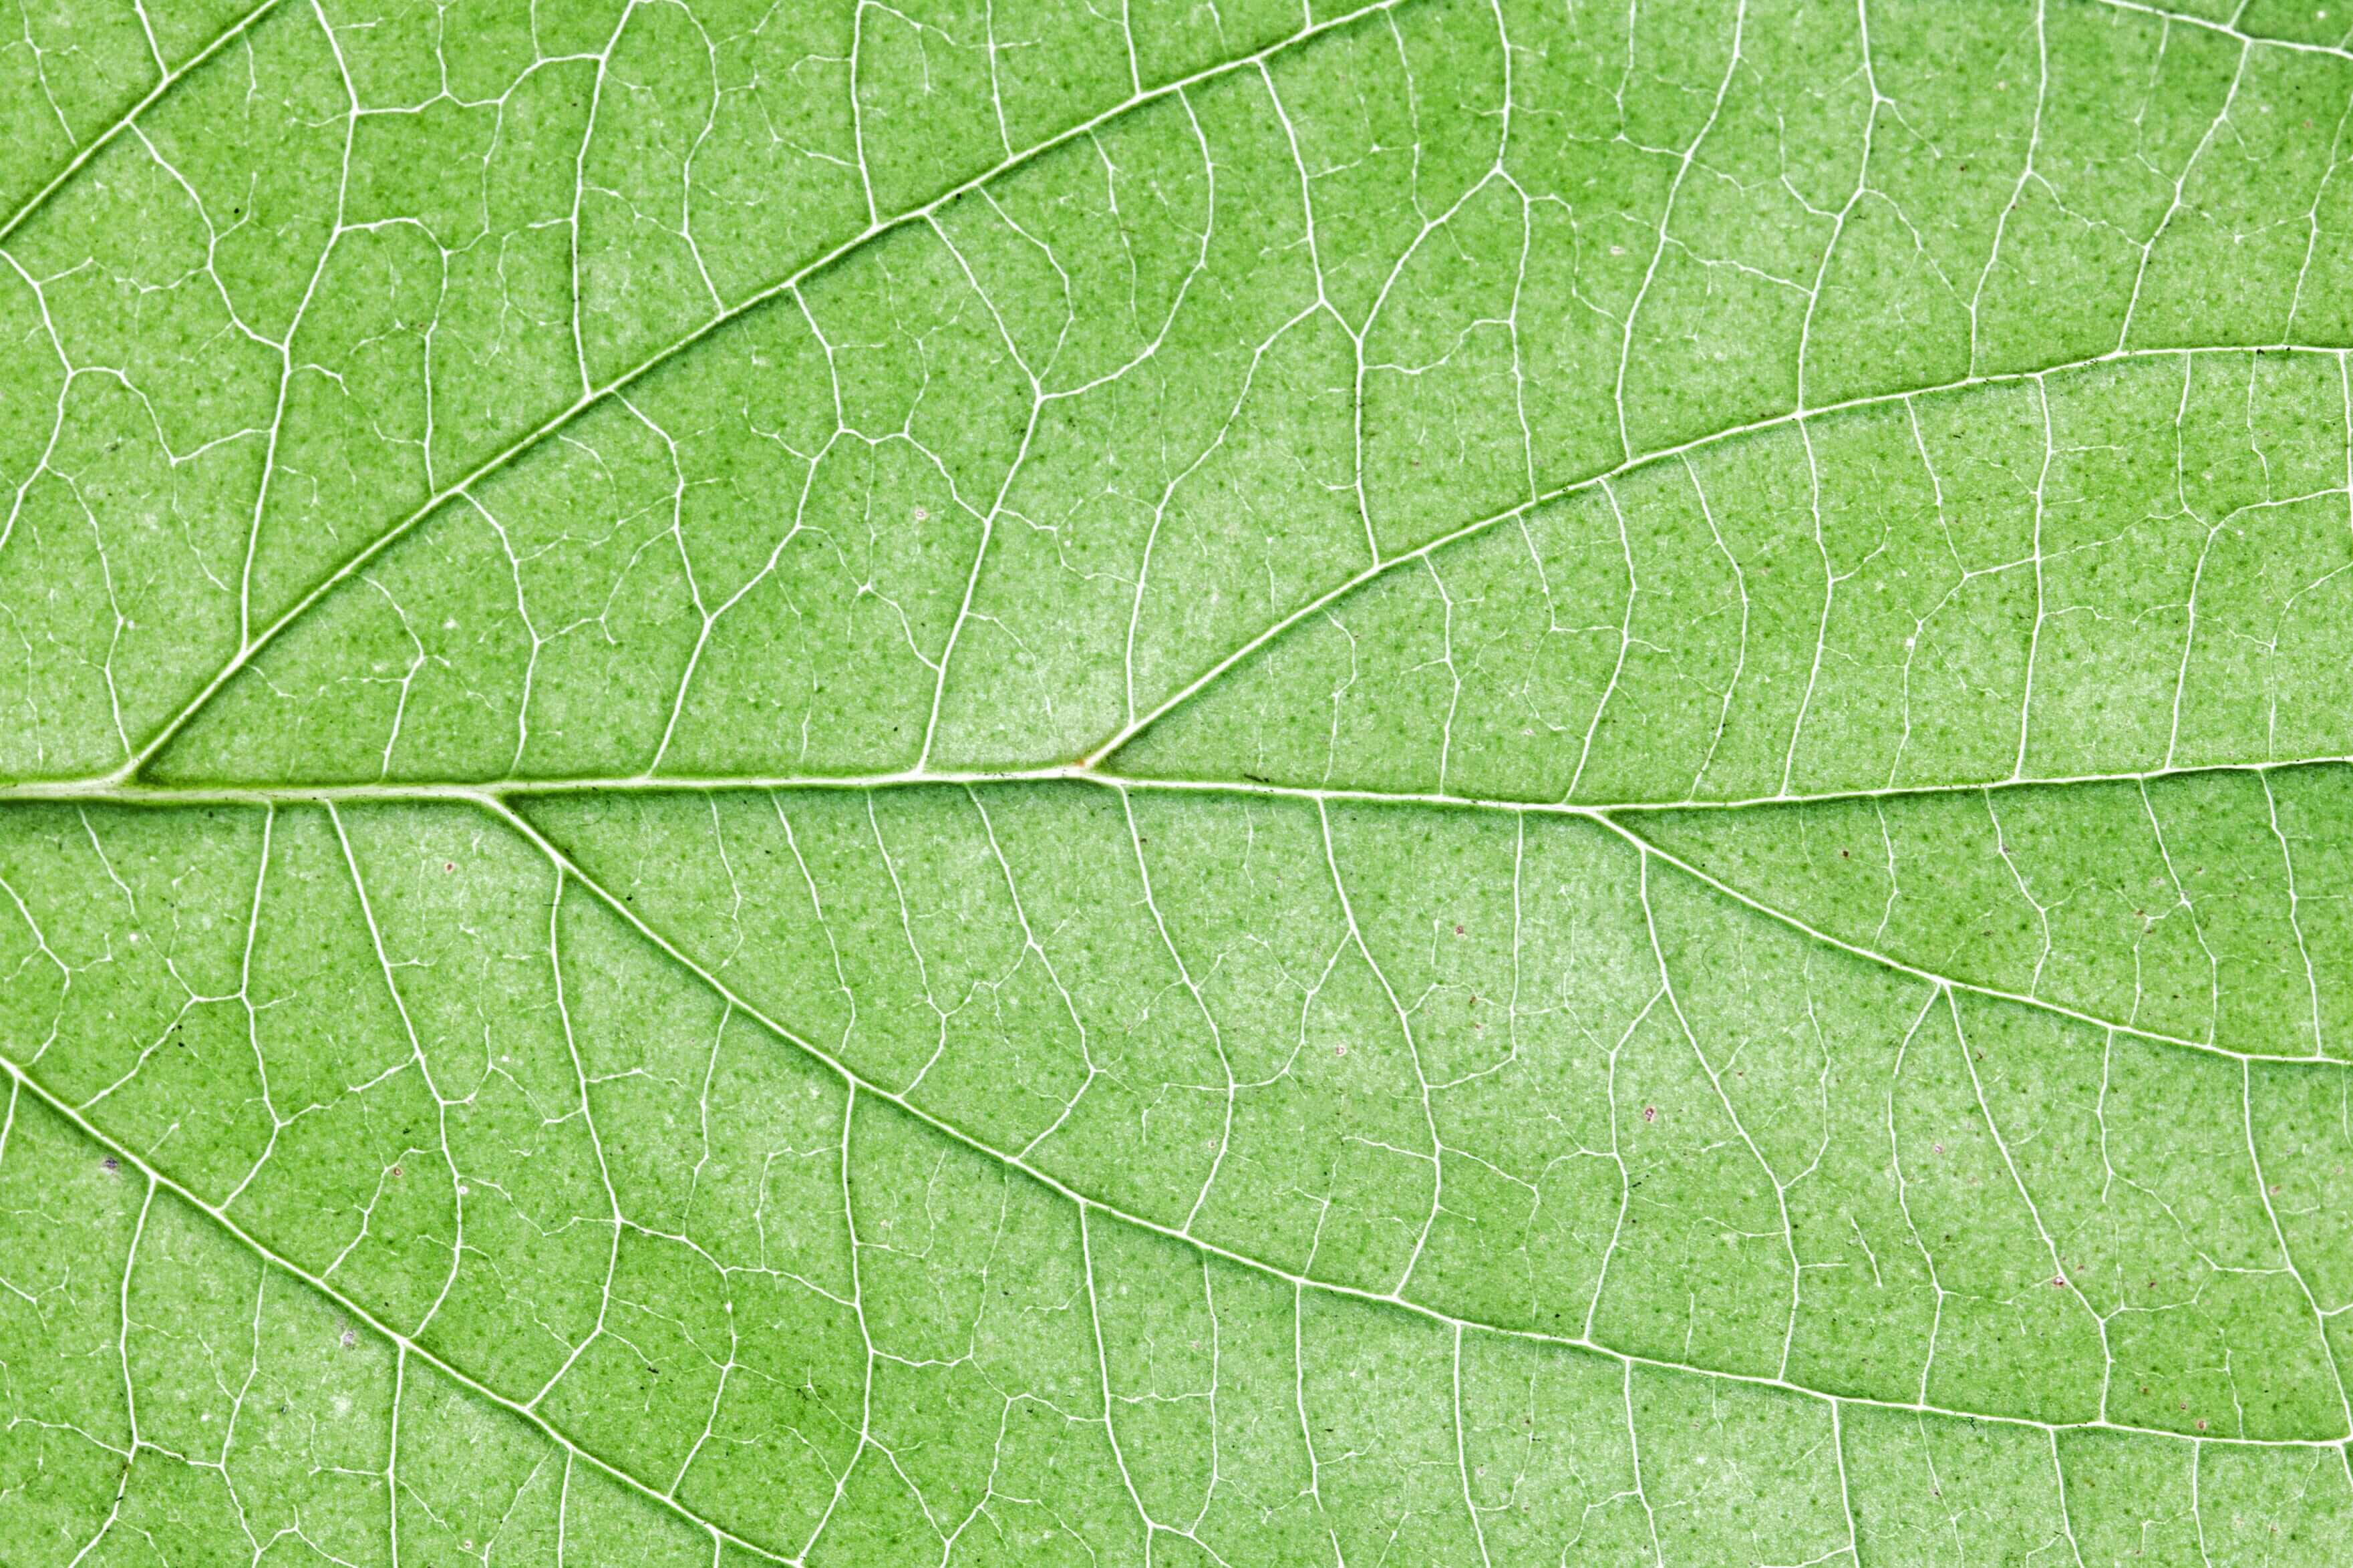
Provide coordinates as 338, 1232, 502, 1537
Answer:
9, 0, 2353, 1561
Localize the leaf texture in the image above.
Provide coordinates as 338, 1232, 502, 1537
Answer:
12, 0, 2353, 1563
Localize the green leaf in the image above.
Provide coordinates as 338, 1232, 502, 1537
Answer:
10, 0, 2353, 1562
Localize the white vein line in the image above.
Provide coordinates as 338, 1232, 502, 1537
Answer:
27, 746, 2353, 816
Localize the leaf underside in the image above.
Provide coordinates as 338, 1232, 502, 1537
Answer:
13, 0, 2353, 1563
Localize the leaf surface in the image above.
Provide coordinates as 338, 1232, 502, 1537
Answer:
11, 1, 2353, 1563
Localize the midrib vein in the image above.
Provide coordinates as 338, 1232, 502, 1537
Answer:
1, 758, 2346, 1067
12, 746, 2352, 809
